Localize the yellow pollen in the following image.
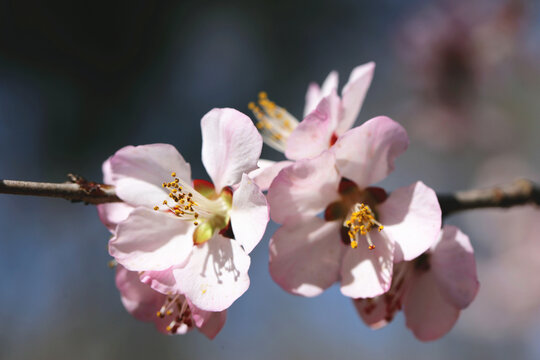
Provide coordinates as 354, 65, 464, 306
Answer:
344, 203, 384, 250
248, 91, 300, 153
155, 171, 205, 226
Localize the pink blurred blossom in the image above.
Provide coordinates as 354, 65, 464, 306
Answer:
461, 155, 540, 339
396, 0, 527, 151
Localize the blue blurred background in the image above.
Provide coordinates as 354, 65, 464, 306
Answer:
1, 0, 539, 358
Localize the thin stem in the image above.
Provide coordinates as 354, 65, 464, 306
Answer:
0, 176, 120, 204
438, 179, 540, 217
0, 177, 538, 215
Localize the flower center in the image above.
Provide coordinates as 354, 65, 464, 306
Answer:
344, 203, 384, 250
153, 173, 231, 244
156, 294, 193, 334
248, 91, 299, 153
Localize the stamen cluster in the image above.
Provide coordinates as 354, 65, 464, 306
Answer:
344, 203, 384, 249
248, 92, 299, 152
156, 294, 193, 334
154, 172, 200, 226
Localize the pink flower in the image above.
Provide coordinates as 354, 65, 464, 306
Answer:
115, 264, 226, 338
101, 108, 269, 312
354, 225, 479, 341
267, 116, 441, 298
248, 62, 375, 190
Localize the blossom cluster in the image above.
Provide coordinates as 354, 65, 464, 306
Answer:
100, 63, 479, 341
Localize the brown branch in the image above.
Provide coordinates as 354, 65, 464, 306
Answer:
0, 175, 121, 204
0, 176, 538, 215
438, 179, 540, 217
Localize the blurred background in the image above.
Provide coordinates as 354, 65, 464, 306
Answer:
0, 0, 539, 358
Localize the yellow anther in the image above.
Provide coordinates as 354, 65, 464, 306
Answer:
283, 119, 291, 128
163, 200, 168, 205
153, 206, 159, 211
258, 91, 267, 99
248, 102, 256, 110
171, 172, 176, 177
194, 221, 199, 226
345, 203, 384, 250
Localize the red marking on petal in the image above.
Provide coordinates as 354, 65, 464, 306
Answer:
324, 201, 348, 221
366, 186, 388, 203
193, 179, 217, 199
329, 132, 338, 146
338, 177, 359, 195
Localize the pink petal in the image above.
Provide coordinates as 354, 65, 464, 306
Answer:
403, 270, 460, 341
173, 234, 251, 312
337, 62, 375, 134
354, 261, 411, 328
303, 70, 339, 117
378, 181, 442, 263
201, 108, 262, 192
304, 83, 321, 118
110, 144, 191, 208
109, 208, 194, 272
286, 91, 341, 160
431, 225, 479, 309
230, 174, 269, 254
353, 297, 391, 330
267, 151, 340, 224
269, 217, 344, 297
115, 265, 165, 322
332, 116, 409, 188
321, 71, 339, 98
97, 202, 134, 233
340, 231, 395, 298
139, 268, 178, 295
191, 306, 227, 340
248, 159, 294, 191
102, 156, 114, 184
